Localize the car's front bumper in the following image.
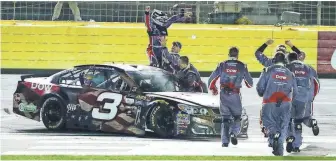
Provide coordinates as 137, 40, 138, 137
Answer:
174, 112, 248, 138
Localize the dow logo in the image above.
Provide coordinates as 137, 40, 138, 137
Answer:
273, 73, 288, 80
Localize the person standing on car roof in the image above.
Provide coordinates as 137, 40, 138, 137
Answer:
144, 6, 190, 68
256, 52, 298, 156
162, 41, 182, 73
208, 47, 253, 147
285, 52, 320, 153
175, 56, 204, 92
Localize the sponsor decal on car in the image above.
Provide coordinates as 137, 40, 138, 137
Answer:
14, 93, 21, 102
31, 83, 53, 91
177, 128, 187, 134
67, 104, 79, 113
176, 111, 190, 125
18, 102, 37, 112
124, 97, 135, 105
135, 95, 152, 101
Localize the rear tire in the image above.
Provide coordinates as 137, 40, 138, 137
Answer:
149, 103, 174, 138
41, 97, 66, 130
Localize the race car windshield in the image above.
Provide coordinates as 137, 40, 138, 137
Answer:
126, 70, 178, 92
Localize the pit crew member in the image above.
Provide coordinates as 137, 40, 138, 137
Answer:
256, 39, 302, 136
285, 52, 320, 153
162, 41, 182, 73
208, 47, 253, 147
175, 56, 204, 92
144, 6, 188, 68
256, 52, 298, 156
288, 44, 321, 139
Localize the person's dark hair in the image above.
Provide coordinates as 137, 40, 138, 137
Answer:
275, 44, 287, 54
299, 51, 306, 61
273, 52, 286, 64
287, 52, 298, 62
277, 44, 286, 49
180, 56, 189, 64
229, 46, 239, 57
173, 41, 182, 49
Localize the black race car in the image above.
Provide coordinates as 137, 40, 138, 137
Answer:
12, 64, 249, 138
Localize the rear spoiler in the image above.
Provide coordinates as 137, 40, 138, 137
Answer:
20, 73, 52, 81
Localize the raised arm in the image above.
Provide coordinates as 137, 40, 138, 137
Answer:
255, 39, 274, 67
144, 6, 152, 32
164, 8, 190, 28
285, 40, 302, 58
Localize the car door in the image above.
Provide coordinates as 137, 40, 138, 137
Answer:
63, 66, 144, 135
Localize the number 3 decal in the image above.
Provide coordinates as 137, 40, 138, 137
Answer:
92, 92, 122, 120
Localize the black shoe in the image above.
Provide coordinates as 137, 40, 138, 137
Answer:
262, 127, 267, 138
272, 150, 281, 156
286, 136, 295, 153
311, 119, 319, 136
237, 133, 248, 139
268, 143, 273, 147
222, 143, 229, 147
230, 133, 238, 145
293, 147, 301, 152
272, 132, 281, 153
286, 142, 293, 153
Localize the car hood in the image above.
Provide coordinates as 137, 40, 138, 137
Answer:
144, 92, 220, 108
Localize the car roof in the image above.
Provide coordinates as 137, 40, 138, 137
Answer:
74, 63, 162, 72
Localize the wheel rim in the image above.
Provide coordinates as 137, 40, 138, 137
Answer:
44, 101, 62, 126
157, 110, 174, 133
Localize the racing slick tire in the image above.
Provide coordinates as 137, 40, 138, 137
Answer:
41, 97, 66, 130
149, 103, 174, 138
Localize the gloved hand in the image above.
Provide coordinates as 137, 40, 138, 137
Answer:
145, 6, 150, 12
265, 39, 274, 45
179, 8, 185, 16
210, 88, 218, 96
285, 40, 294, 47
176, 71, 184, 80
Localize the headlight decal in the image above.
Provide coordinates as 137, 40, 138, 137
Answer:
191, 117, 212, 127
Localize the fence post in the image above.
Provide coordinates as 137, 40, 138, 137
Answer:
13, 1, 16, 20
317, 1, 321, 25
196, 1, 200, 24
136, 1, 139, 23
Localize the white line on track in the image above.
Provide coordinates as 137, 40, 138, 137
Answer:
29, 146, 136, 150
313, 102, 336, 105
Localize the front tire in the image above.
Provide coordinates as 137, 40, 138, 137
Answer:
41, 97, 66, 130
149, 103, 174, 138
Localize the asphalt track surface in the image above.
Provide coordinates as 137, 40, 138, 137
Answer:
1, 74, 336, 156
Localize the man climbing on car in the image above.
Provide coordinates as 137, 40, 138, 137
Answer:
175, 56, 204, 92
